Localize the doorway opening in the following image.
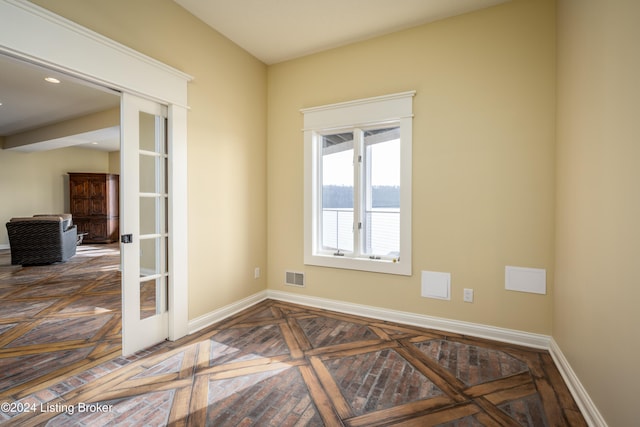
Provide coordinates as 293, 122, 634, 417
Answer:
0, 0, 191, 397
0, 1, 192, 364
0, 53, 125, 396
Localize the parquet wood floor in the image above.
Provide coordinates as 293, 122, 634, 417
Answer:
0, 244, 122, 400
0, 247, 586, 426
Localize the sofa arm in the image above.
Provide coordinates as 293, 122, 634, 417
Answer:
62, 225, 78, 259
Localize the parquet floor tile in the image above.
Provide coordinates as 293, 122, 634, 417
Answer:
415, 340, 530, 387
324, 347, 445, 416
0, 246, 587, 426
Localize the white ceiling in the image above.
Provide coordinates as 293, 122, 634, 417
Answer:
7, 126, 121, 153
175, 0, 510, 64
0, 54, 121, 152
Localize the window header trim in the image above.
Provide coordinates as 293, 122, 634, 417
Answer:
301, 91, 415, 131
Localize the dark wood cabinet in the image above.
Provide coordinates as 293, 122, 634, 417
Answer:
68, 173, 119, 243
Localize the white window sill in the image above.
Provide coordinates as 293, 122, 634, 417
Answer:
304, 253, 411, 276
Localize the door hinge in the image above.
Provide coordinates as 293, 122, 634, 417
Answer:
121, 234, 133, 244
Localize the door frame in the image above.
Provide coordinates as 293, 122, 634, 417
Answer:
0, 0, 192, 343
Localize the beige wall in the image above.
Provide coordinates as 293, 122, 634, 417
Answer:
556, 0, 640, 425
30, 0, 268, 319
0, 147, 109, 245
267, 0, 556, 334
108, 151, 120, 175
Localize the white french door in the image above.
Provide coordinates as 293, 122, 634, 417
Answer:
120, 93, 170, 355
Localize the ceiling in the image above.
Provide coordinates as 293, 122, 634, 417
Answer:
0, 54, 120, 152
175, 0, 510, 64
1, 0, 509, 152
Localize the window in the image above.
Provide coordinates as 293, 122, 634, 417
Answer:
303, 91, 414, 275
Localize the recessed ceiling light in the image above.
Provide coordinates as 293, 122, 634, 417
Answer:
44, 77, 61, 84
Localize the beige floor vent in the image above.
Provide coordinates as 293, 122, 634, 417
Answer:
285, 271, 305, 287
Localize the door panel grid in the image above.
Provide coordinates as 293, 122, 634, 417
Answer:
121, 93, 169, 355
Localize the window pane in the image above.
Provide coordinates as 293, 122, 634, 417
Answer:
363, 127, 400, 257
321, 132, 354, 252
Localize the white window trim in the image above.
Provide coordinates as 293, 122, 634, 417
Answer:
302, 91, 415, 275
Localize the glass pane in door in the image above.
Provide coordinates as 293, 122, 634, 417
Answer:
139, 154, 162, 194
140, 237, 160, 275
139, 197, 157, 235
139, 110, 158, 152
140, 278, 157, 320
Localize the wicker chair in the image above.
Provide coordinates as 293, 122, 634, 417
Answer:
6, 215, 77, 265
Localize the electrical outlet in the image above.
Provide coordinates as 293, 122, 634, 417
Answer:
463, 288, 474, 303
254, 267, 261, 279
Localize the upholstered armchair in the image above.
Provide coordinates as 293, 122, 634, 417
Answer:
6, 215, 77, 265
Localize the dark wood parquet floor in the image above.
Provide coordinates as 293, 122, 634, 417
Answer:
0, 247, 586, 426
0, 244, 122, 402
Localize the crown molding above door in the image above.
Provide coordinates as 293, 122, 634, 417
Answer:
0, 0, 192, 107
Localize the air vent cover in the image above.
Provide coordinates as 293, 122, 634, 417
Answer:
285, 271, 305, 287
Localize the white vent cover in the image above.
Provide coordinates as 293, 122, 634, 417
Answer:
421, 270, 451, 300
505, 266, 546, 294
285, 271, 305, 287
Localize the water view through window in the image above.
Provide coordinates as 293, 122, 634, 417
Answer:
321, 127, 400, 257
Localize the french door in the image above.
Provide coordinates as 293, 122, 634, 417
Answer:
120, 93, 170, 355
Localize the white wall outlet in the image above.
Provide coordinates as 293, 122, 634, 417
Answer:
463, 288, 474, 303
254, 267, 261, 279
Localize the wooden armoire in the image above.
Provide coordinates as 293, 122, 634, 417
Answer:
68, 173, 119, 243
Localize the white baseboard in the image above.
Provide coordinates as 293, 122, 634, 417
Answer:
187, 289, 605, 426
549, 338, 608, 427
0, 244, 9, 250
187, 289, 550, 348
267, 290, 551, 349
187, 290, 268, 334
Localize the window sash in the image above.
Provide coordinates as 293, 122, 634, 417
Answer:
317, 125, 400, 261
319, 130, 355, 254
362, 127, 401, 259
